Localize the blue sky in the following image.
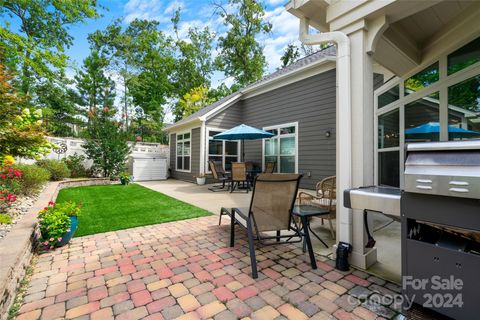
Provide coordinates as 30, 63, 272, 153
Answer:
63, 0, 300, 85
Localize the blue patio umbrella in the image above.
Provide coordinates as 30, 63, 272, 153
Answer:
213, 124, 274, 161
406, 122, 480, 139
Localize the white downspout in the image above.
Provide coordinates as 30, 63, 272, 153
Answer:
299, 18, 352, 244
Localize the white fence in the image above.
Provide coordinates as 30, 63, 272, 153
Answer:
19, 137, 170, 170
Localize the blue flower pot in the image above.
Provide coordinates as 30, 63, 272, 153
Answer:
57, 216, 78, 247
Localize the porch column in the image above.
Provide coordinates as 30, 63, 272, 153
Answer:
339, 23, 377, 269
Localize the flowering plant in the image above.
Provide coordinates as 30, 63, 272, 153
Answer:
38, 201, 81, 249
0, 156, 21, 205
119, 172, 132, 185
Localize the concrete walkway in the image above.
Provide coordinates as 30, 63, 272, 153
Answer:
16, 215, 404, 320
139, 180, 252, 215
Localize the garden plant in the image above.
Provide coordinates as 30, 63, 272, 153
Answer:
38, 201, 81, 249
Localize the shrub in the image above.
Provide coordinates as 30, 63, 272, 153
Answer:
36, 160, 70, 181
14, 164, 51, 195
62, 154, 88, 178
0, 213, 12, 224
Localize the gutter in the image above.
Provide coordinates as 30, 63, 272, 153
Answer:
299, 18, 353, 244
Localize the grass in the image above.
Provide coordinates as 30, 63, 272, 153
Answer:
55, 183, 211, 237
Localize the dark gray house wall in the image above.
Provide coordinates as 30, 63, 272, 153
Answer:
169, 129, 201, 182
207, 101, 243, 129
241, 70, 337, 189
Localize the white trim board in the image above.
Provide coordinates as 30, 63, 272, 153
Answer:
174, 129, 192, 173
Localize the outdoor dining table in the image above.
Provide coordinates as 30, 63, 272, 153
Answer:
291, 204, 330, 270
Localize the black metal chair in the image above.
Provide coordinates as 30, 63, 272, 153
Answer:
226, 173, 307, 278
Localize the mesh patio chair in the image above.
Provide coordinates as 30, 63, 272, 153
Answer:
230, 162, 250, 193
208, 160, 231, 192
264, 161, 276, 173
298, 176, 336, 238
226, 173, 306, 278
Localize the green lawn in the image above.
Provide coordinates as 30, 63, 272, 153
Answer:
55, 183, 211, 237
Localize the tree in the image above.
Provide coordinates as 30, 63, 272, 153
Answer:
74, 50, 116, 119
35, 79, 81, 137
208, 83, 233, 101
176, 86, 215, 119
214, 0, 272, 89
280, 44, 300, 68
0, 64, 51, 159
280, 42, 328, 68
171, 9, 216, 121
89, 19, 136, 130
0, 0, 99, 96
82, 108, 130, 177
127, 19, 175, 125
171, 10, 215, 95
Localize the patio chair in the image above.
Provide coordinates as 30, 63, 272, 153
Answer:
208, 160, 231, 192
230, 162, 250, 193
298, 176, 336, 238
264, 161, 276, 173
227, 173, 304, 278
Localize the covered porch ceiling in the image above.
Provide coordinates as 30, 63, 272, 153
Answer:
287, 0, 480, 76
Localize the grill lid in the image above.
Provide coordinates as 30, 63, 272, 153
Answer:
405, 140, 480, 199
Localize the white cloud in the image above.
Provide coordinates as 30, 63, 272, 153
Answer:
266, 0, 288, 5
262, 7, 300, 71
123, 0, 185, 23
165, 0, 185, 14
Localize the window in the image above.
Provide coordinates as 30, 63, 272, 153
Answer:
378, 85, 399, 109
378, 151, 400, 187
207, 129, 239, 171
375, 35, 480, 188
263, 123, 297, 173
405, 92, 440, 143
404, 62, 439, 95
378, 109, 399, 149
448, 37, 480, 75
448, 75, 480, 140
176, 132, 191, 171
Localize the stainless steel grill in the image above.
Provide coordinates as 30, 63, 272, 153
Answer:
404, 140, 480, 199
344, 140, 480, 320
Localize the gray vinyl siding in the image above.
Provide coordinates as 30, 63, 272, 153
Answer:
169, 129, 201, 182
207, 101, 243, 129
242, 70, 337, 189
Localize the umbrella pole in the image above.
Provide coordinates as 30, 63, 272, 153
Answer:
242, 140, 245, 162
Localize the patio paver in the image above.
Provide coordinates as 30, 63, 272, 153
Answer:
16, 215, 402, 319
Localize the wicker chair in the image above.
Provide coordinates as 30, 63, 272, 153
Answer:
230, 162, 249, 193
226, 174, 305, 278
264, 161, 276, 173
208, 160, 231, 192
297, 176, 336, 238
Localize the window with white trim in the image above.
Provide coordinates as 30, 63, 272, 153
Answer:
207, 129, 239, 171
176, 132, 191, 171
263, 123, 298, 173
375, 36, 480, 188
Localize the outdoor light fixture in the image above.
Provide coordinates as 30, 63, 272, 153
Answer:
325, 130, 331, 138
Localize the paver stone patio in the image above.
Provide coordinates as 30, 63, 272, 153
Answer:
16, 216, 403, 320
